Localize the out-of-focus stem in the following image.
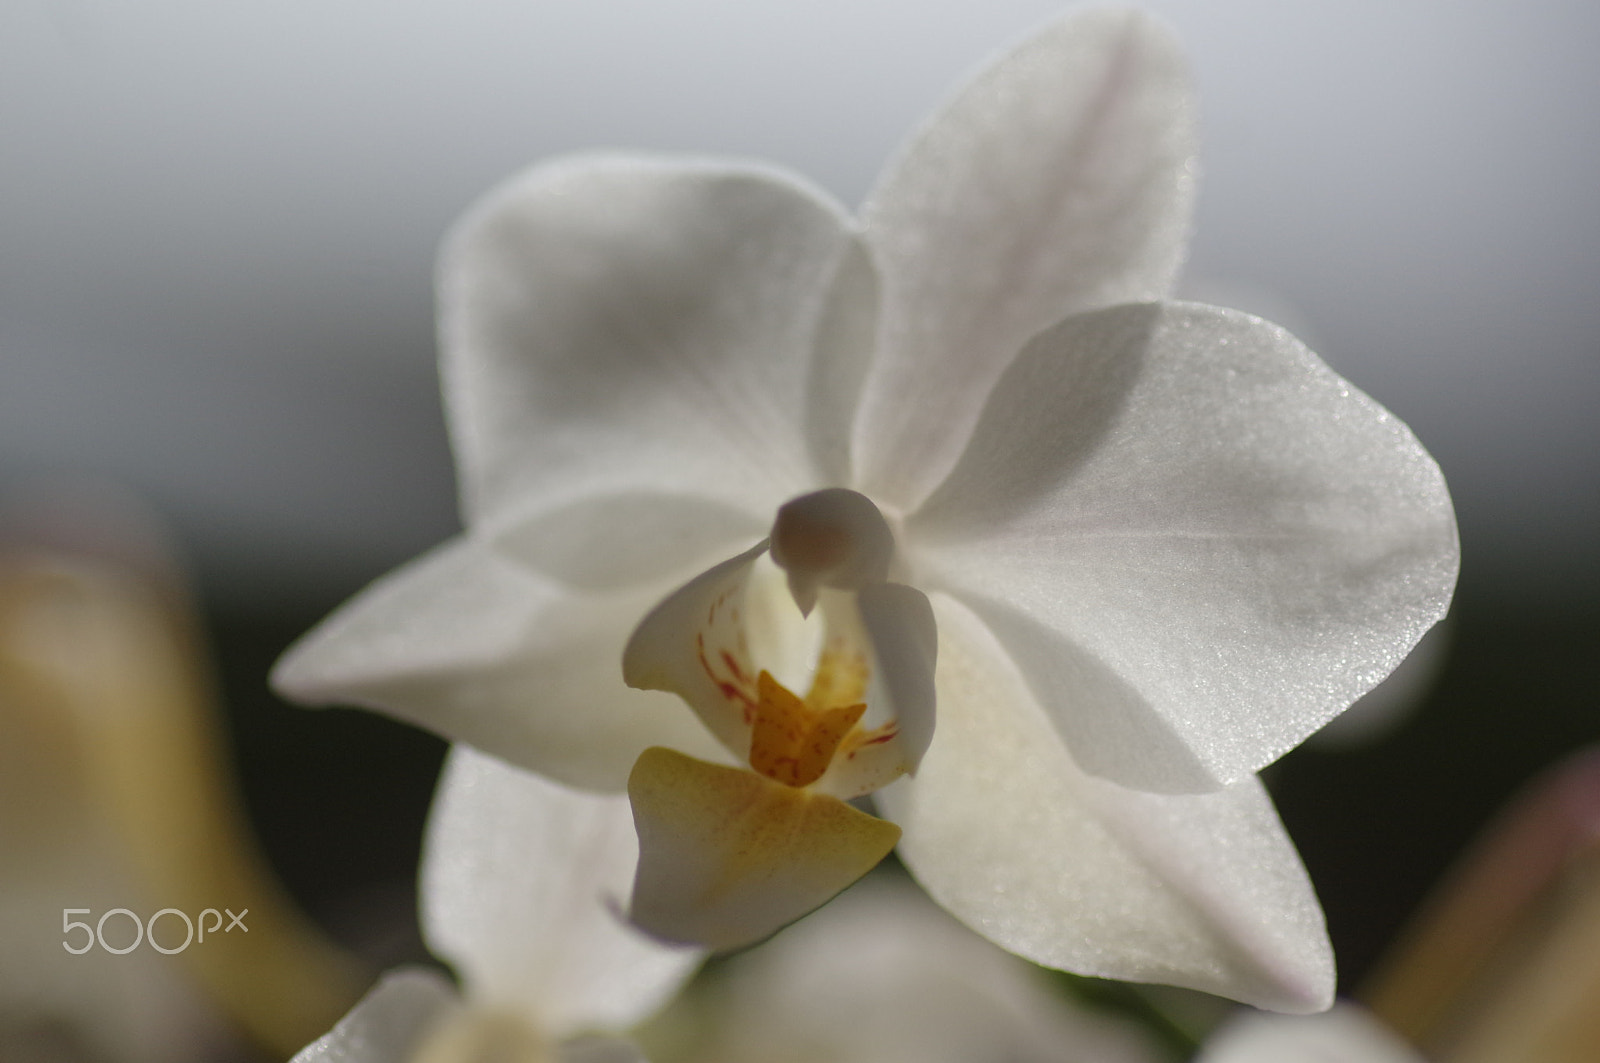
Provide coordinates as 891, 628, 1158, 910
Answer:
1443, 850, 1600, 1063
0, 553, 370, 1057
1362, 747, 1600, 1062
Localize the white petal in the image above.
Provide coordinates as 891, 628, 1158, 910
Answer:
809, 581, 937, 798
801, 237, 880, 487
290, 968, 461, 1063
699, 877, 1166, 1063
421, 746, 701, 1035
272, 536, 726, 791
559, 1037, 651, 1063
487, 488, 765, 594
877, 595, 1334, 1013
440, 153, 856, 526
907, 302, 1458, 792
855, 582, 936, 766
621, 541, 776, 760
1197, 1004, 1426, 1063
853, 9, 1196, 509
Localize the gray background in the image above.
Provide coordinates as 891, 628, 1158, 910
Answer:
4, 0, 1596, 608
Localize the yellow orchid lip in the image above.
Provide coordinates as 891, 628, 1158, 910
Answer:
627, 747, 901, 952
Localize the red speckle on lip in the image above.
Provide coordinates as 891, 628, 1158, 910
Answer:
697, 630, 755, 721
721, 650, 751, 686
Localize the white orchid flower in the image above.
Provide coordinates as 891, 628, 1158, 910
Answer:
274, 7, 1457, 1012
291, 746, 699, 1063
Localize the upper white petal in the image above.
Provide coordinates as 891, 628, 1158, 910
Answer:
877, 594, 1334, 1013
290, 968, 462, 1063
853, 8, 1196, 509
799, 237, 880, 487
1196, 1003, 1426, 1063
440, 153, 856, 527
421, 745, 701, 1036
906, 302, 1458, 792
272, 535, 727, 791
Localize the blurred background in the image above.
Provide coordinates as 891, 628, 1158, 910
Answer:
2, 0, 1596, 1055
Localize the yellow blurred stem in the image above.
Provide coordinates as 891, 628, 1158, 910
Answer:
1362, 748, 1600, 1062
0, 555, 369, 1057
1442, 851, 1600, 1063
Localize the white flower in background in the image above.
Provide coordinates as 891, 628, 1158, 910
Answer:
659, 875, 1167, 1063
274, 7, 1458, 1011
291, 746, 699, 1063
1196, 1004, 1426, 1063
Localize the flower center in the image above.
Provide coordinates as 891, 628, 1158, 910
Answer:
770, 487, 895, 615
748, 669, 865, 788
620, 489, 936, 952
625, 488, 931, 801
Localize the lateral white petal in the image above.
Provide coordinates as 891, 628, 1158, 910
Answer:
421, 746, 701, 1036
440, 153, 855, 525
877, 595, 1333, 1013
290, 968, 461, 1063
271, 536, 725, 792
908, 302, 1458, 792
820, 581, 937, 791
854, 9, 1196, 508
622, 541, 776, 761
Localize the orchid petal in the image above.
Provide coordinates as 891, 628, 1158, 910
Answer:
487, 489, 764, 594
809, 581, 937, 798
1197, 1004, 1426, 1063
272, 537, 725, 791
290, 968, 461, 1063
877, 595, 1334, 1013
622, 541, 776, 761
853, 9, 1196, 508
627, 747, 900, 951
421, 746, 701, 1036
855, 582, 937, 769
701, 878, 1166, 1063
558, 1038, 651, 1063
440, 153, 855, 527
801, 237, 879, 486
907, 302, 1458, 792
